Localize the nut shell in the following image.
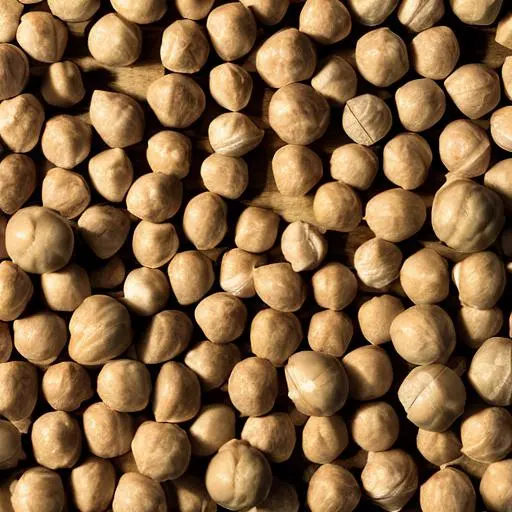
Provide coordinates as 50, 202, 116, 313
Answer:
299, 0, 352, 45
41, 61, 85, 108
111, 0, 167, 23
0, 43, 29, 100
0, 261, 33, 322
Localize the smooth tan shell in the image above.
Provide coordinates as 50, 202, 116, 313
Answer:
235, 207, 280, 253
0, 43, 29, 100
491, 106, 512, 152
147, 130, 191, 179
299, 0, 352, 44
308, 310, 353, 357
247, 478, 299, 512
0, 361, 37, 421
111, 0, 167, 23
397, 0, 445, 31
311, 262, 358, 311
0, 0, 23, 43
480, 459, 512, 512
201, 153, 248, 199
484, 158, 512, 210
416, 428, 462, 466
0, 154, 36, 214
122, 267, 170, 317
456, 306, 503, 349
48, 0, 100, 21
132, 221, 179, 269
330, 143, 377, 190
41, 61, 85, 108
302, 415, 348, 464
168, 474, 217, 512
358, 295, 404, 345
449, 0, 502, 25
311, 56, 357, 107
220, 248, 266, 298
210, 63, 253, 112
346, 0, 398, 25
112, 472, 167, 512
0, 261, 33, 322
0, 420, 24, 469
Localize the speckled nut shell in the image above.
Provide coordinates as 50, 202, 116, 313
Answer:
42, 168, 91, 219
0, 93, 44, 153
132, 221, 179, 269
240, 0, 289, 25
201, 154, 249, 199
0, 0, 23, 43
457, 306, 503, 349
147, 74, 206, 128
161, 20, 209, 73
42, 361, 93, 411
206, 439, 273, 510
0, 419, 24, 469
88, 148, 133, 202
209, 112, 264, 157
285, 350, 349, 416
485, 159, 512, 210
220, 249, 266, 298
449, 0, 502, 25
480, 459, 512, 512
272, 144, 323, 196
343, 94, 392, 146
346, 0, 398, 25
269, 83, 330, 145
41, 61, 85, 108
398, 363, 466, 431
313, 182, 362, 232
207, 3, 256, 61
176, 0, 215, 19
281, 221, 327, 272
68, 295, 132, 366
88, 14, 142, 67
390, 304, 456, 365
0, 361, 37, 420
312, 262, 357, 311
78, 205, 131, 259
228, 357, 278, 416
16, 12, 68, 63
431, 178, 504, 252
308, 310, 353, 357
111, 0, 167, 24
168, 251, 215, 305
307, 464, 361, 512
256, 28, 317, 88
330, 144, 377, 190
420, 468, 476, 512
153, 361, 201, 422
209, 63, 253, 112
0, 155, 36, 215
491, 106, 512, 152
299, 0, 352, 44
132, 421, 191, 481
41, 115, 91, 169
112, 472, 167, 511
311, 56, 357, 107
361, 450, 418, 512
0, 44, 29, 100
123, 267, 170, 316
302, 415, 348, 463
147, 131, 191, 179
358, 295, 404, 345
411, 26, 460, 80
416, 428, 462, 466
0, 261, 33, 322
468, 337, 512, 406
235, 207, 280, 253
253, 263, 307, 312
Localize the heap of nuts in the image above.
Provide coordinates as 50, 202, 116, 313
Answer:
1, 0, 512, 511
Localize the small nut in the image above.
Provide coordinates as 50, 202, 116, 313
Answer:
0, 154, 36, 214
456, 306, 503, 349
147, 131, 191, 179
302, 415, 348, 464
312, 262, 358, 311
220, 248, 266, 298
48, 0, 100, 21
41, 61, 85, 108
235, 206, 280, 253
0, 321, 12, 362
397, 0, 445, 31
111, 0, 167, 24
240, 0, 289, 24
491, 106, 512, 152
112, 473, 167, 511
209, 63, 253, 111
299, 0, 352, 44
0, 419, 24, 469
201, 153, 248, 199
176, 0, 215, 19
88, 256, 126, 290
358, 295, 404, 345
0, 0, 23, 43
330, 143, 377, 190
480, 460, 512, 512
123, 267, 170, 317
133, 221, 179, 269
503, 56, 512, 99
449, 0, 502, 25
484, 159, 512, 210
281, 221, 327, 272
311, 56, 357, 107
0, 44, 29, 100
168, 475, 216, 512
250, 478, 299, 512
497, 12, 512, 50
308, 310, 353, 357
0, 361, 37, 420
0, 261, 33, 322
416, 428, 462, 466
346, 0, 398, 25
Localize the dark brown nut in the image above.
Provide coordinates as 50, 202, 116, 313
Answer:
307, 464, 361, 512
398, 364, 466, 431
147, 131, 191, 179
42, 362, 93, 411
351, 401, 400, 452
311, 56, 357, 107
342, 94, 393, 146
0, 261, 33, 322
41, 61, 85, 108
41, 263, 91, 312
133, 221, 179, 269
397, 0, 445, 31
480, 460, 512, 512
132, 421, 191, 481
361, 450, 418, 512
168, 251, 215, 305
206, 3, 256, 61
41, 115, 91, 169
0, 94, 44, 153
272, 144, 323, 196
206, 440, 272, 510
253, 263, 307, 313
167, 474, 217, 512
269, 83, 330, 145
343, 345, 393, 401
153, 361, 201, 423
346, 0, 398, 25
491, 106, 512, 152
88, 148, 133, 202
299, 0, 351, 44
42, 168, 90, 219
431, 178, 504, 252
390, 305, 456, 365
78, 205, 130, 259
468, 337, 512, 406
285, 350, 349, 416
89, 256, 126, 290
0, 419, 24, 469
201, 153, 249, 199
0, 0, 23, 43
485, 159, 512, 210
48, 0, 100, 21
302, 415, 348, 464
31, 411, 82, 469
450, 0, 502, 25
311, 262, 357, 311
0, 321, 12, 362
161, 20, 209, 73
395, 78, 446, 132
147, 74, 206, 129
184, 340, 241, 390
0, 44, 29, 100
123, 267, 170, 317
416, 428, 462, 466
70, 457, 116, 512
176, 0, 215, 18
420, 468, 476, 512
0, 361, 37, 420
358, 295, 404, 345
456, 306, 503, 349
228, 357, 278, 416
14, 311, 67, 366
16, 12, 68, 63
112, 473, 167, 511
235, 207, 280, 253
400, 248, 450, 304
354, 238, 402, 289
88, 14, 141, 67
308, 310, 352, 357
11, 468, 66, 512
189, 404, 236, 457
330, 143, 377, 190
365, 189, 426, 242
251, 308, 302, 366
111, 0, 167, 23
355, 28, 408, 87
410, 26, 460, 79
220, 249, 266, 298
0, 154, 36, 214
313, 182, 362, 232
69, 295, 132, 366
256, 28, 316, 88
240, 0, 289, 24
6, 206, 74, 274
242, 413, 296, 463
209, 63, 253, 111
281, 221, 327, 272
183, 192, 228, 250
248, 478, 299, 512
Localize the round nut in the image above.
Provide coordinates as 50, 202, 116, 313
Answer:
302, 415, 348, 464
88, 256, 126, 291
41, 61, 85, 108
491, 106, 512, 152
0, 361, 38, 420
176, 0, 215, 19
311, 56, 357, 107
220, 248, 266, 298
0, 322, 12, 363
358, 295, 404, 345
416, 429, 462, 466
123, 267, 170, 317
0, 0, 23, 43
201, 154, 248, 200
133, 221, 179, 269
0, 261, 33, 322
147, 131, 191, 179
299, 0, 352, 44
111, 0, 167, 23
480, 460, 512, 512
209, 63, 253, 111
281, 221, 327, 272
252, 479, 299, 512
240, 0, 289, 24
112, 473, 167, 511
0, 419, 24, 469
167, 475, 216, 512
484, 159, 512, 210
312, 262, 358, 311
346, 0, 398, 25
235, 207, 280, 253
308, 310, 353, 357
449, 0, 502, 25
0, 154, 36, 214
456, 306, 503, 349
48, 0, 100, 21
330, 143, 377, 190
398, 0, 445, 31
0, 43, 29, 100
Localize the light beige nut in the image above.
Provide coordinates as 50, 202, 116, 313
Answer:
201, 153, 249, 199
0, 43, 29, 100
235, 206, 280, 253
0, 0, 23, 43
176, 0, 215, 19
449, 0, 502, 25
0, 321, 12, 362
133, 221, 179, 269
111, 0, 167, 24
220, 248, 266, 298
491, 106, 512, 152
112, 473, 167, 511
346, 0, 398, 25
0, 154, 36, 215
249, 478, 299, 512
308, 310, 352, 357
480, 459, 512, 512
358, 295, 404, 345
302, 415, 348, 464
312, 262, 357, 311
330, 143, 377, 190
0, 419, 24, 469
299, 0, 352, 45
281, 221, 327, 272
456, 306, 503, 349
48, 0, 100, 21
397, 0, 445, 31
496, 11, 512, 49
416, 428, 462, 466
147, 131, 191, 179
41, 61, 85, 108
167, 475, 217, 512
484, 158, 512, 210
240, 0, 289, 24
0, 261, 33, 322
209, 63, 253, 111
311, 56, 357, 107
123, 267, 169, 317
0, 361, 37, 420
